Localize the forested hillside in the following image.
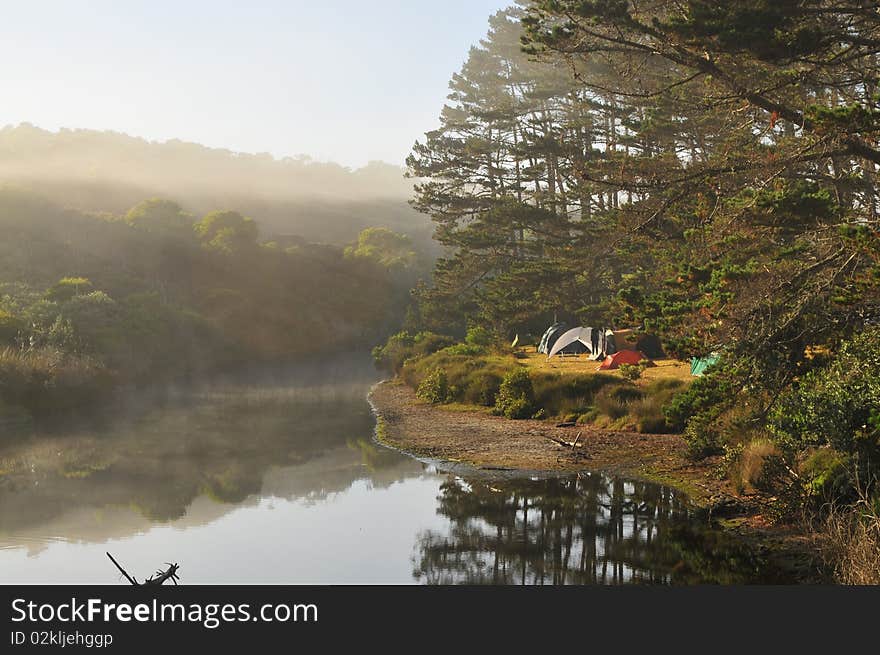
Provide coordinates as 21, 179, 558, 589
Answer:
0, 123, 432, 247
0, 191, 421, 422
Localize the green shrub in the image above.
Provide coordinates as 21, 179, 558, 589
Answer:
664, 372, 733, 432
800, 448, 852, 502
493, 368, 535, 419
769, 328, 880, 463
618, 363, 642, 380
45, 277, 93, 302
372, 331, 456, 373
683, 411, 723, 458
416, 368, 450, 404
465, 325, 494, 348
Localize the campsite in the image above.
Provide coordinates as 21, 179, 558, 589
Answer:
1, 1, 878, 591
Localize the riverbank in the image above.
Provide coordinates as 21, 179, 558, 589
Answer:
370, 378, 825, 582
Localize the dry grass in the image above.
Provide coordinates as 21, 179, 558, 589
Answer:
737, 438, 783, 492
817, 492, 880, 585
517, 351, 693, 386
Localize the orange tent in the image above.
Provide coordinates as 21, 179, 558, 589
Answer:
597, 350, 645, 370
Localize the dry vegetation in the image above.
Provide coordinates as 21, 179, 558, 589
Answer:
517, 351, 693, 385
816, 491, 880, 585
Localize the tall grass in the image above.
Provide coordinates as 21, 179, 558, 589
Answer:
0, 347, 113, 417
817, 488, 880, 584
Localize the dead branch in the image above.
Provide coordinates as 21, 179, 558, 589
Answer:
106, 552, 180, 586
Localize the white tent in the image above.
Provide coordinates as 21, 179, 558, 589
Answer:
547, 327, 593, 359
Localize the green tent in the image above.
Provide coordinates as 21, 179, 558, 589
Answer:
690, 354, 720, 377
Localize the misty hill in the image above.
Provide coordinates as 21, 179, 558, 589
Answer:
0, 123, 430, 245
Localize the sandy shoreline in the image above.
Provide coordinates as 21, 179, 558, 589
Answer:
369, 379, 733, 505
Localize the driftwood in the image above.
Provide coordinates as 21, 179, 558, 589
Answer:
545, 431, 582, 449
106, 552, 180, 586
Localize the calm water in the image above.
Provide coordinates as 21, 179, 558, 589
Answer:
0, 356, 777, 584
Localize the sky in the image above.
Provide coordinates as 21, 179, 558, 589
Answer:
0, 0, 511, 168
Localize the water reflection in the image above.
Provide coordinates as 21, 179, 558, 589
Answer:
0, 356, 422, 558
0, 356, 782, 584
414, 475, 774, 585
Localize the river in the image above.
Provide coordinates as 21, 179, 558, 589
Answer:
0, 355, 781, 584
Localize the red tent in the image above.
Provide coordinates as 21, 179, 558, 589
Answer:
597, 350, 646, 370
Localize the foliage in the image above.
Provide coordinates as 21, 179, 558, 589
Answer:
618, 363, 642, 380
345, 227, 416, 270
800, 448, 853, 503
416, 368, 450, 405
0, 123, 430, 247
0, 347, 114, 416
465, 325, 494, 348
0, 189, 415, 424
372, 331, 456, 373
493, 368, 536, 419
769, 328, 880, 468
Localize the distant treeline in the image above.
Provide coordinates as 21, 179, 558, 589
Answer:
0, 123, 434, 248
0, 190, 424, 423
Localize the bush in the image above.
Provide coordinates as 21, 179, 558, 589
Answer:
493, 368, 535, 419
441, 343, 485, 357
372, 331, 456, 373
416, 368, 450, 404
618, 363, 642, 380
800, 448, 852, 502
664, 372, 733, 432
769, 328, 880, 465
465, 326, 494, 348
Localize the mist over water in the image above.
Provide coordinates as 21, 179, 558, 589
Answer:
0, 355, 785, 585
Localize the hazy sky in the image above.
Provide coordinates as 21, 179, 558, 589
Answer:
1, 0, 510, 167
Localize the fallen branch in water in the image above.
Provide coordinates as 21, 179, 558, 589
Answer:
106, 552, 181, 586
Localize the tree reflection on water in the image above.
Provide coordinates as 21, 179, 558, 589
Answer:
414, 474, 778, 585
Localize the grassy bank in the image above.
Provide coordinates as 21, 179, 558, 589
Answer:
375, 331, 692, 435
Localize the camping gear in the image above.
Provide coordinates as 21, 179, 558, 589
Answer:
538, 323, 568, 354
611, 329, 665, 358
690, 354, 720, 377
597, 350, 646, 370
546, 326, 620, 359
547, 327, 592, 358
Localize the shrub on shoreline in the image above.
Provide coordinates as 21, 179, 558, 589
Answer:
493, 368, 535, 419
